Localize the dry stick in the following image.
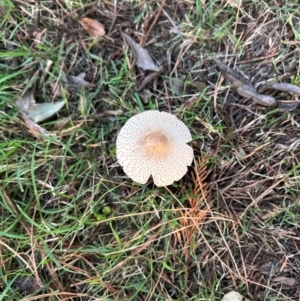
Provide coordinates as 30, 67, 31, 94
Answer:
236, 52, 279, 65
140, 0, 166, 46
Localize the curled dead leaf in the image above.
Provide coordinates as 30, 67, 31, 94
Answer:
22, 112, 49, 139
137, 66, 165, 91
16, 89, 65, 139
16, 90, 65, 123
265, 82, 300, 96
122, 32, 160, 72
67, 72, 94, 89
272, 276, 297, 287
214, 57, 276, 106
79, 17, 105, 37
236, 86, 276, 106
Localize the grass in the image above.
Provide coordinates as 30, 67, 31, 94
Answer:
1, 0, 300, 300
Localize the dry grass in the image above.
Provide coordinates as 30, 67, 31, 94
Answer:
1, 0, 300, 300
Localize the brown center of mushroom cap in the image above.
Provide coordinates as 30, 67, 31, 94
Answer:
144, 131, 170, 156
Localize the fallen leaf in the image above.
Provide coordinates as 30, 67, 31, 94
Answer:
265, 82, 300, 96
264, 82, 300, 111
28, 102, 65, 123
89, 109, 123, 119
182, 95, 199, 110
53, 117, 71, 131
214, 57, 276, 106
272, 276, 297, 287
67, 72, 94, 89
79, 17, 105, 37
16, 90, 65, 123
16, 89, 35, 112
122, 33, 160, 72
137, 66, 165, 91
21, 112, 49, 139
15, 276, 43, 294
221, 291, 243, 301
189, 81, 207, 92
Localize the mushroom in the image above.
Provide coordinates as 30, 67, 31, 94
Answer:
116, 110, 194, 187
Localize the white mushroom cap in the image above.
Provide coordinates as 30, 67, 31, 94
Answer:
116, 110, 194, 187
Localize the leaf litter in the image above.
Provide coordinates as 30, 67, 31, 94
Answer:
16, 90, 65, 123
213, 57, 277, 106
67, 72, 95, 89
5, 1, 300, 298
272, 276, 297, 287
214, 57, 300, 111
16, 89, 65, 139
79, 17, 106, 38
122, 32, 161, 72
137, 65, 165, 91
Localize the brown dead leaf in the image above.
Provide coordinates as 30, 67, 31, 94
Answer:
272, 276, 297, 287
67, 72, 94, 89
22, 112, 49, 139
182, 95, 200, 110
122, 33, 160, 72
79, 17, 105, 37
265, 82, 300, 111
189, 81, 207, 92
53, 116, 71, 131
137, 66, 165, 91
214, 57, 276, 106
